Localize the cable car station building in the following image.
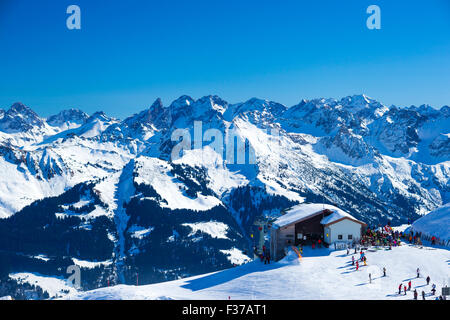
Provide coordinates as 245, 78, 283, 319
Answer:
270, 203, 366, 261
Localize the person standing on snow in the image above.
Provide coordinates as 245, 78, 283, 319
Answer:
369, 273, 372, 284
404, 285, 407, 295
356, 260, 359, 271
422, 290, 425, 300
413, 289, 418, 300
416, 268, 420, 278
352, 255, 355, 265
398, 283, 403, 295
426, 276, 430, 285
431, 284, 436, 295
383, 267, 386, 277
408, 280, 412, 291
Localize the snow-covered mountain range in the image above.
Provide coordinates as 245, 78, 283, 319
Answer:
0, 94, 448, 297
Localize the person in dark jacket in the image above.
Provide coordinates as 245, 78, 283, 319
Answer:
422, 290, 426, 300
426, 276, 430, 285
413, 289, 418, 300
431, 284, 436, 295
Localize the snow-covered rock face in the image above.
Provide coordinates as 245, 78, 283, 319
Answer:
0, 102, 45, 133
47, 108, 89, 130
0, 94, 448, 221
225, 98, 287, 127
0, 94, 449, 296
429, 134, 450, 158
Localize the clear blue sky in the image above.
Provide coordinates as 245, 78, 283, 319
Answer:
0, 0, 449, 118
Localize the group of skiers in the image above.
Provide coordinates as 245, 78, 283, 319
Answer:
347, 242, 444, 301
404, 231, 423, 246
360, 226, 403, 248
398, 272, 439, 300
408, 229, 450, 247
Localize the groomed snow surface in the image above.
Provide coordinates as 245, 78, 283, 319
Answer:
65, 243, 449, 300
411, 203, 450, 241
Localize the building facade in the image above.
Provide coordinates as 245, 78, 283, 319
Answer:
270, 203, 366, 261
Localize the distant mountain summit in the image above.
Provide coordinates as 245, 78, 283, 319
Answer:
0, 102, 45, 133
47, 108, 89, 130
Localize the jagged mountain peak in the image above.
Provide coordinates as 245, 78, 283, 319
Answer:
169, 95, 195, 109
406, 104, 441, 118
8, 102, 36, 114
195, 95, 229, 115
225, 97, 287, 123
87, 111, 111, 122
341, 93, 372, 104
338, 94, 388, 115
47, 108, 89, 128
122, 98, 167, 128
5, 102, 41, 121
0, 102, 44, 133
440, 105, 450, 117
150, 98, 164, 111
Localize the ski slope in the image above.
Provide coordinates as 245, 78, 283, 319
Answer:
66, 243, 450, 300
411, 204, 450, 241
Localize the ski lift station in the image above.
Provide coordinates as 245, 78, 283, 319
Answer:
270, 203, 367, 261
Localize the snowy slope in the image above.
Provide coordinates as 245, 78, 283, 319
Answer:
411, 204, 450, 240
66, 244, 450, 300
10, 273, 78, 298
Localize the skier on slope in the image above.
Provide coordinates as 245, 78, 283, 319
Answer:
356, 260, 359, 271
369, 273, 372, 284
352, 255, 355, 265
404, 285, 407, 295
413, 289, 418, 300
416, 268, 420, 278
383, 267, 386, 277
398, 283, 402, 295
408, 280, 412, 291
426, 276, 430, 285
431, 284, 436, 295
422, 290, 426, 300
